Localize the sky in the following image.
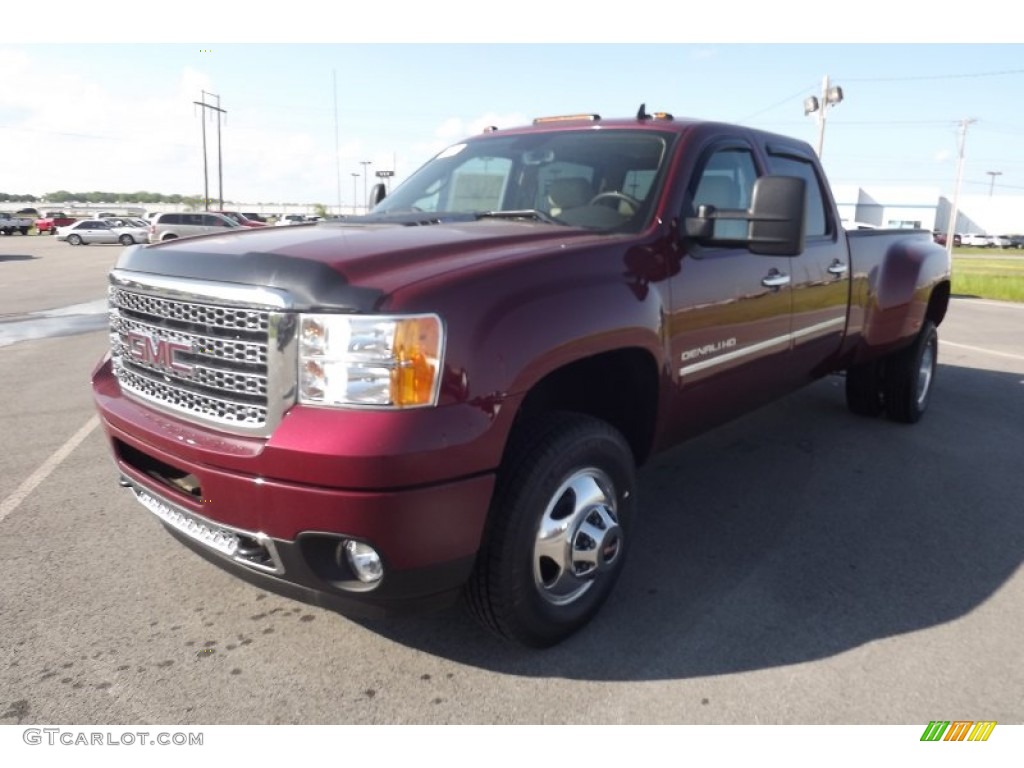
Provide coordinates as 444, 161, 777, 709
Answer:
2, 2, 1022, 210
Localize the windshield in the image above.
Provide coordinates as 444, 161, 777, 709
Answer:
372, 128, 676, 233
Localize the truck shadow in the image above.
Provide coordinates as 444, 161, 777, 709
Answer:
355, 362, 1024, 679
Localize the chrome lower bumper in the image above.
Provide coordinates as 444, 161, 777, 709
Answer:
120, 474, 284, 575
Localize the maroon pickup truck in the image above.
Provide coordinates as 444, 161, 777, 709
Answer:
92, 110, 951, 647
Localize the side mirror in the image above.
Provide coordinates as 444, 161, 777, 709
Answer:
682, 175, 806, 257
368, 183, 387, 208
747, 176, 806, 256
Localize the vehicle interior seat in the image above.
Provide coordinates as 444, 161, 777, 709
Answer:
547, 178, 593, 217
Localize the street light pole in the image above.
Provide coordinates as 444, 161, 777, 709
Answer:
360, 161, 372, 212
803, 75, 844, 159
351, 173, 359, 215
986, 170, 1002, 197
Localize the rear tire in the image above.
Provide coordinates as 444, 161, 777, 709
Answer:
465, 412, 636, 648
883, 321, 938, 424
119, 234, 135, 245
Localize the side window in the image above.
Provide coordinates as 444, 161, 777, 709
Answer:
163, 214, 181, 225
690, 148, 758, 240
767, 154, 830, 237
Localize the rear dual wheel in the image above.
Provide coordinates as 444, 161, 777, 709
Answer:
465, 413, 635, 648
845, 320, 938, 424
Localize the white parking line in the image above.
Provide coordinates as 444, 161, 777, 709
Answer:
0, 415, 99, 524
951, 297, 1024, 310
941, 340, 1024, 362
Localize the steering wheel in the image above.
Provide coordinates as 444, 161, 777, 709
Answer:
589, 191, 641, 215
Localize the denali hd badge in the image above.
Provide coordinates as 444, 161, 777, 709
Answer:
681, 337, 738, 362
126, 331, 194, 376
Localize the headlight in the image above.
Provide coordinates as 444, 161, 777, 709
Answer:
298, 313, 444, 408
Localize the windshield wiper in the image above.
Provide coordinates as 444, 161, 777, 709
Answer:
476, 209, 564, 225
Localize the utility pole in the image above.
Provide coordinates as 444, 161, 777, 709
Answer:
945, 118, 977, 258
194, 92, 227, 211
194, 98, 208, 211
351, 173, 359, 215
333, 70, 342, 216
986, 170, 1002, 197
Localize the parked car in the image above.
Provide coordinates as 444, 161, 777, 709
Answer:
932, 232, 962, 247
214, 210, 267, 228
57, 219, 120, 245
241, 212, 266, 223
15, 207, 40, 217
93, 110, 952, 647
275, 214, 307, 226
988, 234, 1012, 249
147, 212, 242, 243
1006, 234, 1024, 249
961, 233, 990, 247
110, 219, 150, 245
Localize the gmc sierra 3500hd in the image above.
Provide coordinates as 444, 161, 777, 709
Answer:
92, 108, 951, 647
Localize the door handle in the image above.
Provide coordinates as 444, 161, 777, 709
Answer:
761, 271, 791, 288
827, 260, 848, 276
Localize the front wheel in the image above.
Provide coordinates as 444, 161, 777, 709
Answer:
67, 234, 83, 245
465, 412, 636, 647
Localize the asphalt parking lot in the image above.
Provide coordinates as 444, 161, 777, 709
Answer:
1, 233, 1022, 725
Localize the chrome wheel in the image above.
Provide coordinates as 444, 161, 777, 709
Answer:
884, 320, 938, 424
915, 337, 936, 409
465, 412, 635, 647
533, 468, 622, 606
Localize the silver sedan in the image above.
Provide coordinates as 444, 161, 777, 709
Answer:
56, 219, 119, 245
110, 219, 150, 245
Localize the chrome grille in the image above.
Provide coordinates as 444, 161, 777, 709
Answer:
111, 287, 270, 332
108, 272, 297, 437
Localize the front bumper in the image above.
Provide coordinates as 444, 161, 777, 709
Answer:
93, 359, 504, 613
118, 472, 482, 615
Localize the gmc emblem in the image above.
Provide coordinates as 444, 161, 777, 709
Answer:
126, 331, 194, 376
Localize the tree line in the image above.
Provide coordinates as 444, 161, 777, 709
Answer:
0, 191, 211, 205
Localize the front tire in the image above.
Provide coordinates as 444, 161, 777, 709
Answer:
68, 234, 82, 245
465, 412, 636, 647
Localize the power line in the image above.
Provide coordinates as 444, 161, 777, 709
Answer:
841, 68, 1024, 83
736, 82, 819, 123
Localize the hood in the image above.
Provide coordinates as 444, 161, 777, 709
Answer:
115, 219, 625, 312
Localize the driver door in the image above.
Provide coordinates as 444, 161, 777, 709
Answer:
666, 143, 796, 439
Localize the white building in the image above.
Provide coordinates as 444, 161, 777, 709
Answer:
831, 184, 1024, 235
